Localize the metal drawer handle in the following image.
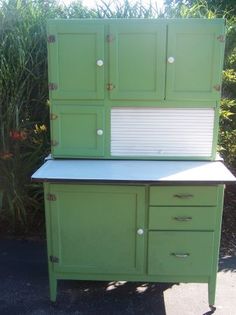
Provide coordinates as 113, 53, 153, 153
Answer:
174, 194, 194, 199
173, 216, 192, 222
171, 253, 190, 258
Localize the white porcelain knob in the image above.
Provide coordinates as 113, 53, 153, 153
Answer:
137, 228, 144, 235
97, 129, 103, 136
168, 56, 175, 64
96, 60, 104, 67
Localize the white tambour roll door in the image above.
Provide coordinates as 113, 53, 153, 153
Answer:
111, 107, 215, 157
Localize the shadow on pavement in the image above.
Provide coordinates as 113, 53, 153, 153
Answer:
0, 239, 174, 315
218, 255, 236, 272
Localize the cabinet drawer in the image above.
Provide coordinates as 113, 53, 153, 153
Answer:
149, 206, 216, 230
148, 231, 214, 276
149, 186, 218, 206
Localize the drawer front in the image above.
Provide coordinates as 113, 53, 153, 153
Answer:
149, 186, 218, 206
149, 206, 216, 230
148, 231, 214, 276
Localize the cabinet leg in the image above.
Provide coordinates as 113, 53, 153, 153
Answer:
49, 274, 57, 302
208, 276, 216, 307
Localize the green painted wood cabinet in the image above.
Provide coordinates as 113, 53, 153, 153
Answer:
47, 19, 225, 160
44, 182, 224, 307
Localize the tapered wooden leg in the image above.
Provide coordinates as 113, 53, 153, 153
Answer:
49, 274, 57, 302
208, 276, 216, 307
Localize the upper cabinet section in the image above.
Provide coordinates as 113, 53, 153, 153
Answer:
47, 21, 105, 100
166, 20, 225, 101
109, 22, 166, 100
47, 19, 225, 102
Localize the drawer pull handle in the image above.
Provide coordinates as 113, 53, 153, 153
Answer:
171, 253, 190, 258
174, 216, 192, 222
174, 194, 194, 199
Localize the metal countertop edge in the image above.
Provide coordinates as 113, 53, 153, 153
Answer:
31, 178, 236, 185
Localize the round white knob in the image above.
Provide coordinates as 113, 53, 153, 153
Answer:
96, 60, 104, 67
168, 57, 175, 64
137, 228, 144, 235
97, 129, 103, 136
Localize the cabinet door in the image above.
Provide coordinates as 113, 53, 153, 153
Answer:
51, 106, 105, 157
49, 185, 145, 274
48, 21, 104, 100
109, 22, 166, 100
166, 21, 225, 101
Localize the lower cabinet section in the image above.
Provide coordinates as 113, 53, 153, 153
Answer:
44, 183, 224, 306
148, 231, 214, 276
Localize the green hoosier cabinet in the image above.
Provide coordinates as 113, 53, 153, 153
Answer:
32, 18, 236, 309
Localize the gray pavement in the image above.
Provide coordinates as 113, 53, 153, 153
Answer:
0, 239, 235, 315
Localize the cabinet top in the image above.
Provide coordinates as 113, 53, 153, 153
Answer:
47, 18, 225, 25
31, 159, 235, 184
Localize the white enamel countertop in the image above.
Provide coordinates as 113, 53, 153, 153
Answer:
31, 159, 236, 184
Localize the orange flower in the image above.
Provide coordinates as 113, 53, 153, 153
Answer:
9, 130, 27, 141
0, 151, 13, 160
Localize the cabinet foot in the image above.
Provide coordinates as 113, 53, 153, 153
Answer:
49, 275, 57, 302
208, 277, 216, 307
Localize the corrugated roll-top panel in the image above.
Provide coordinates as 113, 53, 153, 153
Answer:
111, 108, 215, 157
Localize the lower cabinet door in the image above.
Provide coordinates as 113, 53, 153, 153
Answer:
48, 184, 145, 274
148, 231, 214, 276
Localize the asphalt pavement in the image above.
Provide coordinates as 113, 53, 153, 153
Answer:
0, 239, 235, 315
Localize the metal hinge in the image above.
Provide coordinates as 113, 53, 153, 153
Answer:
47, 193, 57, 201
50, 255, 59, 263
213, 84, 221, 91
107, 83, 115, 91
106, 34, 115, 43
47, 35, 56, 43
51, 140, 59, 147
217, 35, 225, 43
50, 113, 58, 120
48, 83, 58, 91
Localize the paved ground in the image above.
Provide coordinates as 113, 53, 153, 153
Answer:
0, 239, 235, 315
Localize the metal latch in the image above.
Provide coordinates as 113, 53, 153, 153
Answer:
107, 83, 115, 91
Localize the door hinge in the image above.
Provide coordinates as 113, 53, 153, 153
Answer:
51, 140, 59, 147
107, 83, 115, 91
47, 193, 57, 201
48, 83, 58, 91
217, 35, 225, 43
47, 35, 56, 43
213, 84, 221, 91
50, 255, 59, 263
50, 113, 58, 120
106, 34, 115, 43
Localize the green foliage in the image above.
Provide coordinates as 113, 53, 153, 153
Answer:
0, 0, 57, 233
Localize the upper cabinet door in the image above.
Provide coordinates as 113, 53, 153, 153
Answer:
47, 21, 104, 100
109, 22, 166, 100
166, 21, 225, 101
